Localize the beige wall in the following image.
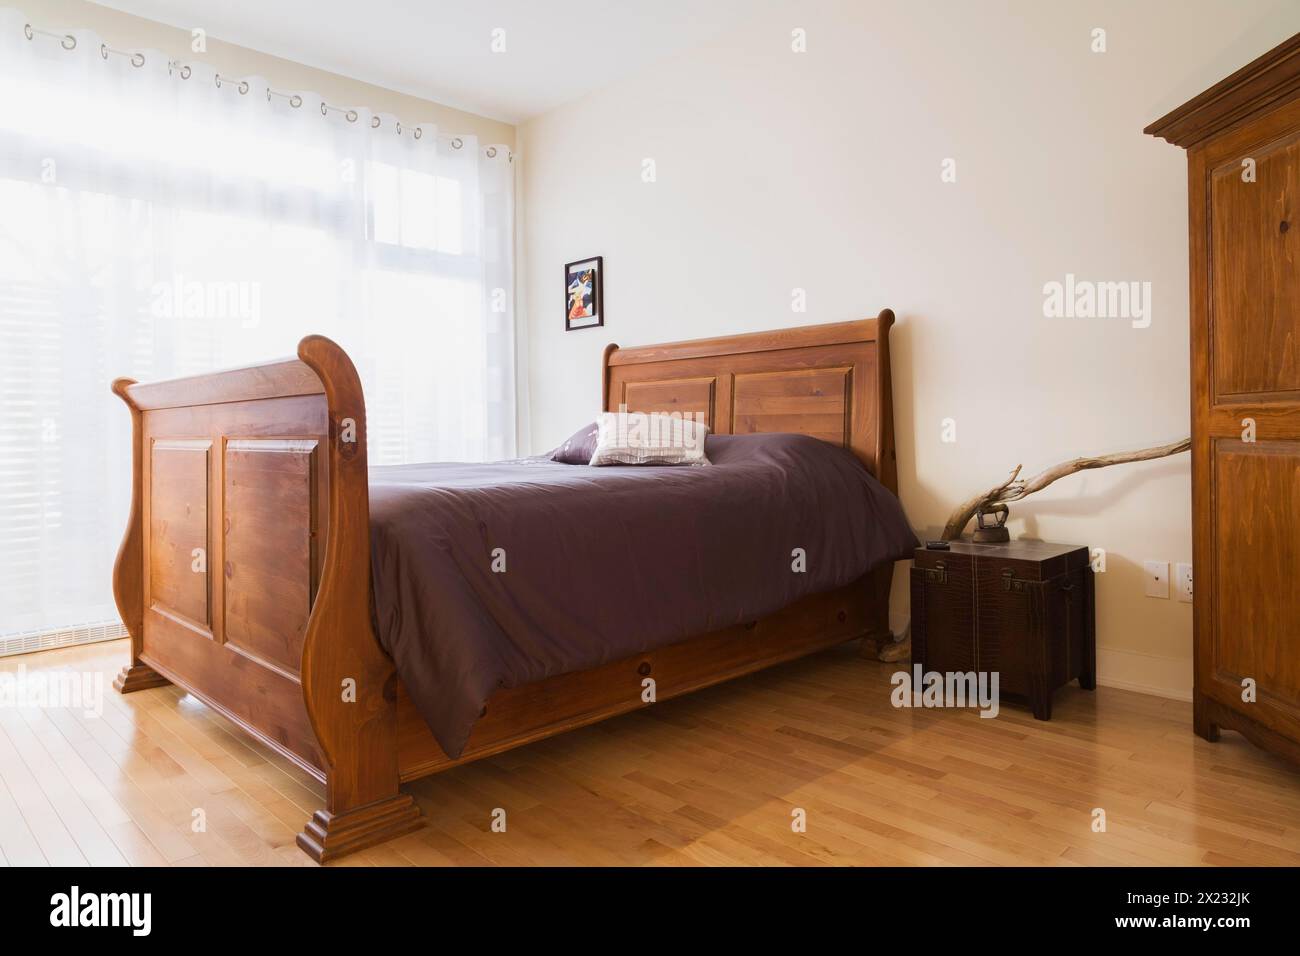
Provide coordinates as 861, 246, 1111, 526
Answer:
22, 0, 514, 146
520, 0, 1300, 698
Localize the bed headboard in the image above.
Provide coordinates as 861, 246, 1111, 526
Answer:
601, 310, 897, 493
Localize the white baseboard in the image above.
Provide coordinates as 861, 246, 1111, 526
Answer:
1096, 646, 1192, 701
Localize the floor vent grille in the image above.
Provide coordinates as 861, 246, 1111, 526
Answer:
0, 620, 128, 659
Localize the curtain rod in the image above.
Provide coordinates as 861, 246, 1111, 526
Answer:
21, 20, 512, 160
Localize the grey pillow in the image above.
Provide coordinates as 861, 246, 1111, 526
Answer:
550, 422, 599, 464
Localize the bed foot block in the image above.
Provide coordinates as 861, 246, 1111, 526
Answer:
297, 794, 422, 863
113, 662, 171, 694
860, 624, 910, 663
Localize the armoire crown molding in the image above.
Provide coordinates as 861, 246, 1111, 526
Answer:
1145, 32, 1300, 148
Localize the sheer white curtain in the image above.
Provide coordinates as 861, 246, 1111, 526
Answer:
0, 11, 516, 648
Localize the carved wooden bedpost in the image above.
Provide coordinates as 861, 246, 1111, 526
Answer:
295, 336, 421, 862
295, 335, 421, 858
110, 377, 170, 693
601, 342, 619, 412
861, 309, 899, 657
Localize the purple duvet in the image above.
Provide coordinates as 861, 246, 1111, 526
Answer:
368, 432, 916, 757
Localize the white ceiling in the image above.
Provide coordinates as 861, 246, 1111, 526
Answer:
89, 0, 771, 124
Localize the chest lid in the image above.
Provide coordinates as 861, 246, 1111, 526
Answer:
913, 539, 1089, 581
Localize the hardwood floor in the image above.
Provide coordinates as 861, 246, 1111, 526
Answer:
2, 638, 1298, 866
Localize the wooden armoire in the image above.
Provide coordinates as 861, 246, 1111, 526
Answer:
1147, 35, 1300, 764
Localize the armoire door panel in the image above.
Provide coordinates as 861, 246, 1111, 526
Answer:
1209, 132, 1300, 400
1211, 440, 1300, 719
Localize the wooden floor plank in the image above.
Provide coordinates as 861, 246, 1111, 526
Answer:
0, 770, 48, 866
0, 713, 88, 866
0, 709, 127, 866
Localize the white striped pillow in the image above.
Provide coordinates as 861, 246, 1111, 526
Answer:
589, 411, 710, 466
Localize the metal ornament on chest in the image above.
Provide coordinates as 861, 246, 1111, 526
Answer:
972, 503, 1010, 543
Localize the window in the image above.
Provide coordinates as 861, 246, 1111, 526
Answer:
0, 13, 516, 651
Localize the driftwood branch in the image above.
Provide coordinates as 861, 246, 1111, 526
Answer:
940, 438, 1191, 541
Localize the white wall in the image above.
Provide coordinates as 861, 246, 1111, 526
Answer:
521, 0, 1300, 699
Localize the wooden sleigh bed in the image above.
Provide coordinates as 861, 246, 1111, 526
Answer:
110, 310, 901, 862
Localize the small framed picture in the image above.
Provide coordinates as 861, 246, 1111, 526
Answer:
564, 256, 603, 331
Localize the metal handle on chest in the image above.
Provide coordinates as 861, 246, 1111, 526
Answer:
1001, 568, 1028, 592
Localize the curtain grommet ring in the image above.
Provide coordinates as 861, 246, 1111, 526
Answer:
321, 102, 358, 122
451, 137, 463, 149
268, 89, 302, 107
238, 80, 249, 95
486, 146, 497, 158
413, 127, 422, 140
371, 115, 381, 128
24, 24, 77, 49
395, 121, 402, 134
101, 42, 140, 63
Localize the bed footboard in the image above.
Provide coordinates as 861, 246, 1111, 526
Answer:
111, 337, 419, 863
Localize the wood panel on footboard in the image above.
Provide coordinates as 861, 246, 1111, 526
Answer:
111, 311, 903, 862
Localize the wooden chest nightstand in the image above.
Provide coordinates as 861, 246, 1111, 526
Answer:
910, 540, 1095, 720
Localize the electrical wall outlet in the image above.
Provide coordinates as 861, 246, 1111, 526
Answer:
1144, 560, 1169, 599
1175, 563, 1193, 603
